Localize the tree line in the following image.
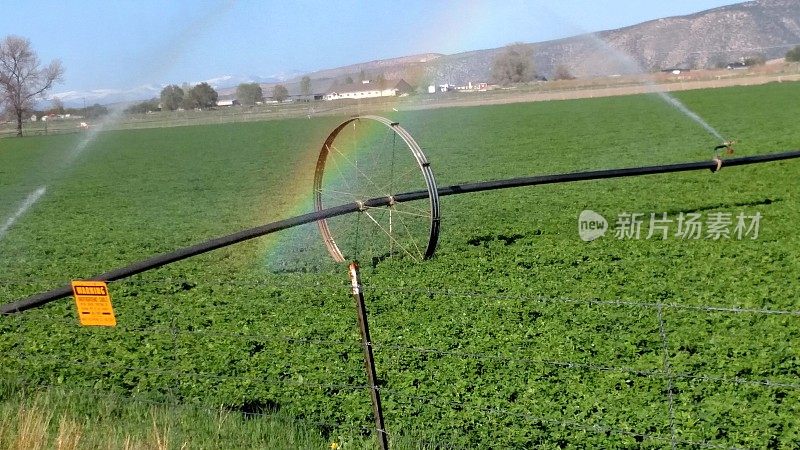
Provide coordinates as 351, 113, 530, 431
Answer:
126, 81, 296, 114
236, 82, 291, 104
34, 98, 108, 119
159, 82, 218, 111
5, 32, 799, 133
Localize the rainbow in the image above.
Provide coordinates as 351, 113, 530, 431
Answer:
255, 113, 407, 268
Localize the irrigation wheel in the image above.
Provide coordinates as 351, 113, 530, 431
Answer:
313, 115, 440, 264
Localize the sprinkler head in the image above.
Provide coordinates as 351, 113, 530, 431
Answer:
714, 141, 735, 156
724, 141, 735, 155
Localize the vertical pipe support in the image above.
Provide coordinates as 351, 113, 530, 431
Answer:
348, 261, 388, 450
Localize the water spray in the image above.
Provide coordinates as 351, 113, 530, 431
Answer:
0, 186, 47, 241
0, 3, 237, 242
3, 135, 799, 315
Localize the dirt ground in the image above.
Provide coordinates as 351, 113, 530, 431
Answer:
399, 71, 800, 112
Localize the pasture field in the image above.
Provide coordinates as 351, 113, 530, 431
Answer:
1, 82, 800, 448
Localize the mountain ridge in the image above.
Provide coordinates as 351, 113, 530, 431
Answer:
55, 1, 800, 105
285, 0, 800, 88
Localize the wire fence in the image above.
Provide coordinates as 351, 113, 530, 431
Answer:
2, 272, 799, 449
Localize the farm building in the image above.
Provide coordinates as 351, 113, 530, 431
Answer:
324, 79, 413, 101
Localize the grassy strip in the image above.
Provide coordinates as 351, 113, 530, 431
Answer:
0, 382, 364, 450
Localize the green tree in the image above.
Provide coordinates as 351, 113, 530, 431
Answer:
0, 35, 64, 136
236, 82, 262, 106
358, 68, 366, 82
273, 84, 289, 102
786, 45, 800, 62
125, 99, 159, 114
345, 76, 354, 84
179, 82, 193, 109
491, 42, 534, 85
83, 103, 108, 119
187, 82, 218, 109
160, 85, 184, 111
300, 76, 311, 96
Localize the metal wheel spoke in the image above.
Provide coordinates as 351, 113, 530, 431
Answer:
386, 207, 431, 219
326, 145, 357, 196
313, 116, 440, 264
392, 208, 425, 259
393, 200, 431, 217
330, 144, 388, 197
362, 210, 418, 261
378, 165, 420, 195
329, 145, 366, 195
317, 188, 358, 204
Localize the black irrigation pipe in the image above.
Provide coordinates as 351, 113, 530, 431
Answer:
2, 149, 799, 315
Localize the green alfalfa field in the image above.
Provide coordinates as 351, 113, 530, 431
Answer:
1, 82, 800, 448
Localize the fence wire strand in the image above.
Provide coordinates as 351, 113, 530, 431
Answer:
7, 279, 799, 316
2, 280, 799, 447
381, 390, 743, 450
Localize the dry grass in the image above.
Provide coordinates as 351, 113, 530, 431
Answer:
54, 414, 82, 450
1, 398, 85, 450
0, 394, 186, 450
0, 385, 357, 449
8, 396, 52, 450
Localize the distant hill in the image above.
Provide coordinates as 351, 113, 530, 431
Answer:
92, 0, 800, 105
302, 53, 444, 81
281, 0, 800, 89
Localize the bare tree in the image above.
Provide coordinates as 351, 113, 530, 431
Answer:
300, 76, 311, 97
0, 35, 64, 136
273, 84, 289, 103
49, 96, 65, 115
553, 64, 576, 81
491, 43, 534, 86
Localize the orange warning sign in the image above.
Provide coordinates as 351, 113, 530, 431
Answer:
71, 280, 116, 326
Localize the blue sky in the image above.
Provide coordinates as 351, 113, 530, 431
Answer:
0, 0, 739, 103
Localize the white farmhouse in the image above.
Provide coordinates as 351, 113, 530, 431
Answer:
324, 79, 413, 101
